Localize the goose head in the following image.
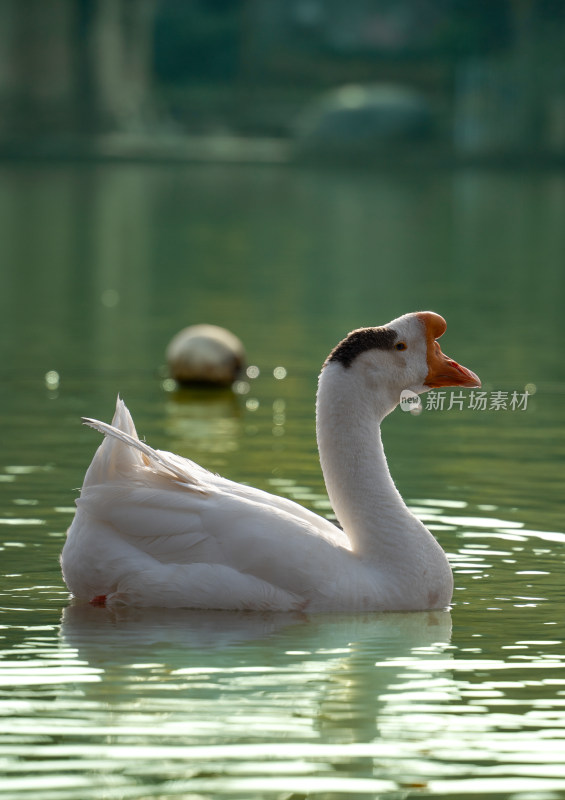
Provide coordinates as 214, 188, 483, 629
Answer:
321, 311, 481, 419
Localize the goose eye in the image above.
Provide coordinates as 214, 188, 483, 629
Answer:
395, 342, 407, 351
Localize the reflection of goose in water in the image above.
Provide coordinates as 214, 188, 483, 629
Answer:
61, 604, 451, 657
61, 312, 480, 612
61, 604, 301, 652
59, 607, 454, 797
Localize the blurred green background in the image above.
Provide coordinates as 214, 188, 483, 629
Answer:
1, 0, 565, 164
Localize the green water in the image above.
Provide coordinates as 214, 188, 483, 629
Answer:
1, 162, 564, 799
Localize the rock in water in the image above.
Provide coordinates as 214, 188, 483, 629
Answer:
166, 324, 245, 386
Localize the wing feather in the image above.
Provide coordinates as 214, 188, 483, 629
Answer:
82, 417, 208, 493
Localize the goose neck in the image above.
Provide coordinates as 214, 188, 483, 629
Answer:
316, 365, 414, 558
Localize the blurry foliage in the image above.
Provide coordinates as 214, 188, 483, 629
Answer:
154, 0, 242, 83
439, 1, 512, 57
2, 0, 565, 149
151, 0, 519, 88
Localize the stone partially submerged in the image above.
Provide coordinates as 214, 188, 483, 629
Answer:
166, 324, 245, 386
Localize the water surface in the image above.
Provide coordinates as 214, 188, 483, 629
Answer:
1, 162, 564, 799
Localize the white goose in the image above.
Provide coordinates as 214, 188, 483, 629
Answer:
61, 311, 480, 613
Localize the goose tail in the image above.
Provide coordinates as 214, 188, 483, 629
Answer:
80, 397, 207, 492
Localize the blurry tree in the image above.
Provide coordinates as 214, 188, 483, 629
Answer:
154, 0, 242, 83
0, 0, 157, 145
0, 0, 564, 158
79, 0, 157, 132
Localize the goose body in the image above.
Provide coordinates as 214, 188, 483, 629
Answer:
61, 311, 480, 612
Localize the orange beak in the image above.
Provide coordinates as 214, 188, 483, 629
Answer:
416, 311, 481, 389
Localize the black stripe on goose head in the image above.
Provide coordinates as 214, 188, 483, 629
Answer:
324, 326, 397, 369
